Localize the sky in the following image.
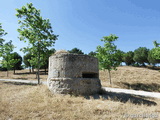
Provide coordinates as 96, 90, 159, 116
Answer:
1, 0, 160, 56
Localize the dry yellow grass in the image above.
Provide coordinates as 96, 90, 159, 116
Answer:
0, 82, 160, 120
0, 69, 48, 81
100, 66, 160, 92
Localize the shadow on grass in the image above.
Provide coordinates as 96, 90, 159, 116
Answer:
84, 88, 157, 106
11, 78, 28, 80
117, 82, 160, 92
3, 82, 38, 86
147, 66, 160, 71
14, 71, 48, 75
2, 81, 157, 106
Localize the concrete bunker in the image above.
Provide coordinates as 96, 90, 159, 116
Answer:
47, 51, 101, 95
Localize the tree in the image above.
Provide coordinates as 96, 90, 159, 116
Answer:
23, 52, 34, 73
16, 3, 58, 84
68, 48, 84, 54
11, 52, 22, 74
1, 40, 19, 76
40, 48, 55, 74
0, 23, 7, 57
88, 51, 96, 57
151, 47, 160, 60
123, 51, 135, 66
147, 41, 160, 67
96, 34, 122, 84
148, 49, 159, 66
133, 47, 149, 66
152, 40, 160, 60
115, 50, 124, 65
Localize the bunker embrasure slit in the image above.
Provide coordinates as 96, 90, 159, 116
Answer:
82, 72, 98, 78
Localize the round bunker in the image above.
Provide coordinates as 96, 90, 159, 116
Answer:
47, 52, 101, 95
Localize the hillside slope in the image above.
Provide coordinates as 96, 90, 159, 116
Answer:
100, 66, 160, 92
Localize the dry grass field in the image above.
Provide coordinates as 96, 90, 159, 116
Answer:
100, 66, 160, 92
0, 66, 160, 119
0, 82, 160, 120
0, 69, 48, 81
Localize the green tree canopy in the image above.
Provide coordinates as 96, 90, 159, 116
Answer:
68, 48, 84, 54
1, 40, 19, 76
148, 41, 160, 66
123, 51, 135, 66
16, 3, 58, 84
151, 47, 160, 60
115, 50, 124, 64
0, 23, 7, 56
133, 47, 149, 66
96, 34, 122, 84
88, 51, 96, 57
148, 48, 160, 66
40, 48, 55, 74
23, 52, 34, 73
12, 52, 22, 71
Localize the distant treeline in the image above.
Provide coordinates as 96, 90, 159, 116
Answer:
0, 46, 160, 72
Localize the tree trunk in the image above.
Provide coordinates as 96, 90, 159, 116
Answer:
142, 63, 146, 67
32, 67, 34, 73
45, 67, 47, 75
13, 68, 15, 74
37, 41, 40, 84
36, 71, 38, 79
108, 70, 112, 85
29, 67, 31, 73
7, 70, 9, 77
6, 57, 9, 77
37, 65, 40, 85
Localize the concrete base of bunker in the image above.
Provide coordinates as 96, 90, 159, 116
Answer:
47, 78, 101, 95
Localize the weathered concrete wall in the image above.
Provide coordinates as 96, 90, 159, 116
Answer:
47, 52, 101, 95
